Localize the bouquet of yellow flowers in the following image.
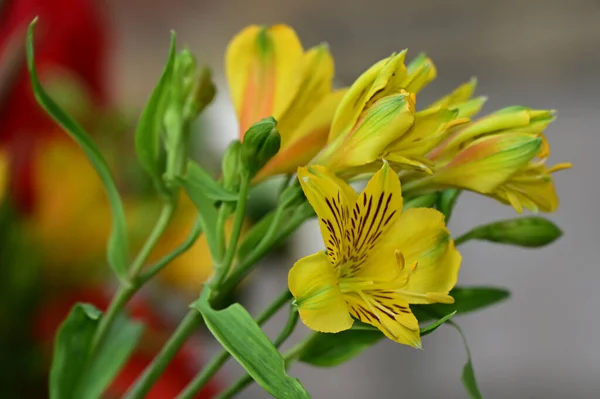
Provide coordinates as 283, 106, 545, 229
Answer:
18, 19, 570, 398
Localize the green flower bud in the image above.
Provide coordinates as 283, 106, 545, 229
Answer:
241, 117, 281, 177
222, 140, 242, 191
458, 216, 562, 247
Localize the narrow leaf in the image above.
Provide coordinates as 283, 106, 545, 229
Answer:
184, 161, 238, 202
449, 321, 484, 399
419, 310, 456, 337
27, 19, 129, 281
135, 31, 177, 191
180, 162, 220, 258
193, 291, 310, 398
50, 304, 143, 399
77, 315, 144, 399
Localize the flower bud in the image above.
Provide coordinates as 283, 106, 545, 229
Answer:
222, 140, 242, 191
183, 66, 216, 121
462, 216, 562, 247
241, 117, 281, 177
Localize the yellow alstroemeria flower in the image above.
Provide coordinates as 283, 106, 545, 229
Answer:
288, 162, 461, 347
311, 53, 486, 178
313, 52, 422, 175
403, 106, 571, 212
226, 24, 345, 181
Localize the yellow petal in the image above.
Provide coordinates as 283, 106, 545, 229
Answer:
433, 133, 542, 193
403, 53, 437, 94
493, 162, 570, 213
439, 106, 537, 155
317, 93, 415, 173
452, 96, 487, 119
429, 77, 478, 108
289, 252, 353, 333
392, 208, 461, 302
385, 107, 468, 161
253, 90, 347, 182
226, 24, 304, 136
277, 44, 334, 146
346, 293, 422, 348
297, 165, 358, 264
339, 162, 405, 281
329, 52, 408, 142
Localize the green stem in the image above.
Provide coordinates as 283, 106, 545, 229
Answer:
214, 302, 300, 399
91, 202, 175, 353
176, 290, 292, 399
400, 176, 436, 196
128, 202, 176, 280
454, 231, 475, 246
124, 310, 204, 399
211, 175, 251, 288
138, 217, 202, 285
214, 203, 309, 303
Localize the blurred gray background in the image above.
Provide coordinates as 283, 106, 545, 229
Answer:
107, 0, 599, 397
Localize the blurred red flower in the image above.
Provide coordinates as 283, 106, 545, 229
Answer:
0, 0, 107, 211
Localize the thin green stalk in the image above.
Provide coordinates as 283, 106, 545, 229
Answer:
400, 176, 436, 196
128, 202, 176, 279
138, 217, 202, 285
124, 310, 204, 399
91, 202, 175, 353
215, 308, 301, 399
211, 175, 251, 287
177, 290, 293, 399
454, 231, 474, 246
214, 203, 308, 302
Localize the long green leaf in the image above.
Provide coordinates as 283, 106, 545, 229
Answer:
301, 311, 456, 367
26, 19, 130, 281
135, 32, 176, 191
77, 314, 144, 398
412, 286, 510, 322
50, 303, 143, 399
193, 291, 310, 398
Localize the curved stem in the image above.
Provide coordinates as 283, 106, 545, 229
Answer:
128, 202, 176, 279
138, 217, 202, 285
124, 309, 204, 399
215, 307, 300, 399
91, 202, 175, 353
211, 175, 250, 287
176, 290, 292, 399
454, 231, 475, 246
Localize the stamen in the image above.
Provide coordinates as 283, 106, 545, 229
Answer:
395, 250, 405, 270
411, 261, 418, 271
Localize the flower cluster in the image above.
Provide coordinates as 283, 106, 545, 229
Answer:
226, 24, 571, 346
